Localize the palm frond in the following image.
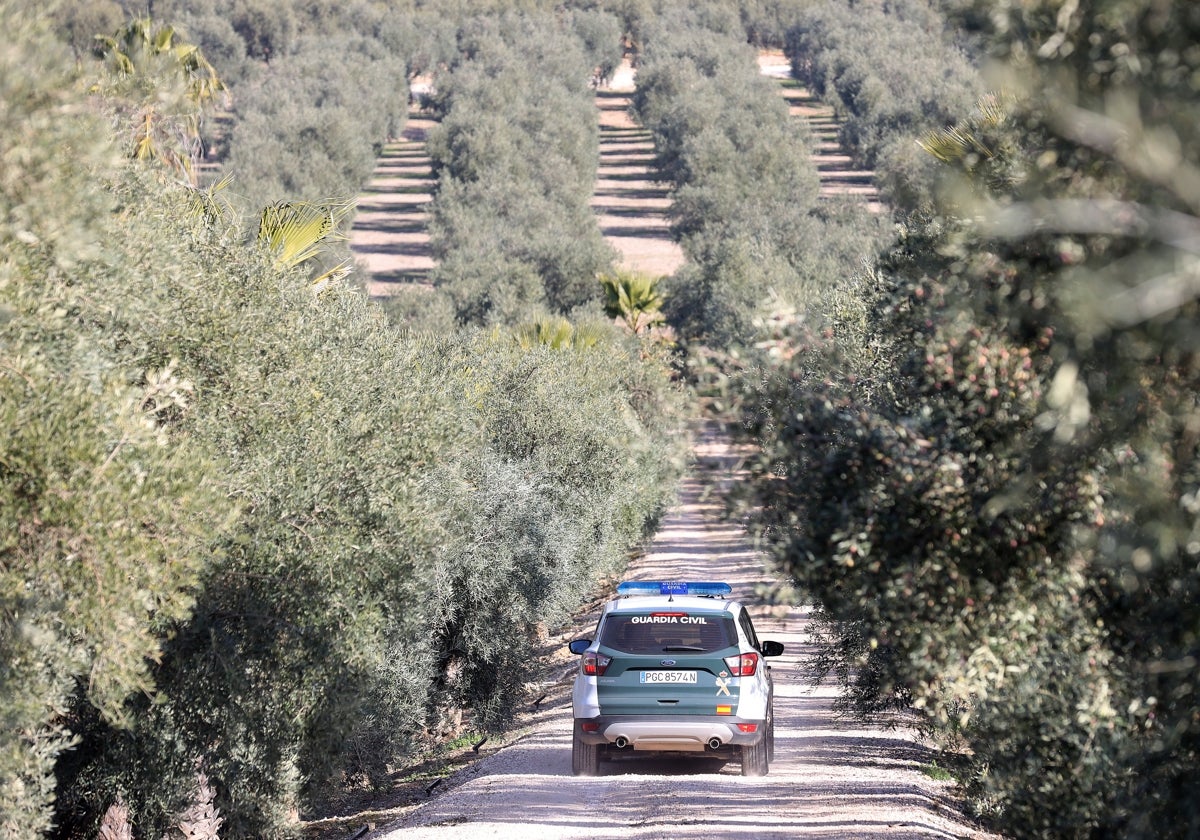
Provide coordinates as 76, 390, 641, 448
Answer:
186, 174, 237, 229
571, 322, 609, 349
309, 262, 354, 296
599, 269, 667, 333
257, 200, 353, 270
512, 317, 606, 350
918, 91, 1017, 164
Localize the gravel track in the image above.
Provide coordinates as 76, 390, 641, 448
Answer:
364, 427, 998, 840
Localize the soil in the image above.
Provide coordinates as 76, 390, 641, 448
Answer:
590, 60, 685, 277
347, 110, 436, 296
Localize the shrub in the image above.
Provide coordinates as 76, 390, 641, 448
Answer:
0, 10, 226, 835
425, 12, 615, 325
225, 34, 407, 206
744, 1, 1200, 835
633, 7, 883, 350
783, 0, 983, 210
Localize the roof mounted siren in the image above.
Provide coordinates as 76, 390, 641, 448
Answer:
616, 581, 732, 600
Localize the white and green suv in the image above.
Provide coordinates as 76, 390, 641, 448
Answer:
567, 581, 785, 776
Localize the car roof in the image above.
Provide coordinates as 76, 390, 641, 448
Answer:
603, 594, 741, 615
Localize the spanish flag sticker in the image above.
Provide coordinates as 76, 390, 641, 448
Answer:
716, 705, 732, 715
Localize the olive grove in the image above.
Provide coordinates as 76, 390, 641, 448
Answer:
743, 1, 1200, 836
1, 3, 685, 837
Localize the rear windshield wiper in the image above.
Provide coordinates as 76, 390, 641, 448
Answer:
662, 645, 706, 652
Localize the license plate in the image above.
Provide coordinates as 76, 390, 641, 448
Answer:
640, 670, 698, 684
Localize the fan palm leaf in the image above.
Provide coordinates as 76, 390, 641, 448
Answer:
512, 317, 608, 350
599, 269, 666, 334
918, 92, 1016, 165
257, 200, 352, 270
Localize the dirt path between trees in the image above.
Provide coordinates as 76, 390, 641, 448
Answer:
336, 56, 995, 840
349, 54, 879, 297
591, 60, 685, 277
757, 52, 882, 210
349, 110, 437, 297
353, 425, 995, 840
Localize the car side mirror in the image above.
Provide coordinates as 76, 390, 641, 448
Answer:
761, 640, 785, 657
567, 639, 592, 655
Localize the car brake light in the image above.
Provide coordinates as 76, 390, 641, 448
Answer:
651, 612, 687, 617
736, 723, 758, 733
723, 652, 759, 677
583, 652, 611, 676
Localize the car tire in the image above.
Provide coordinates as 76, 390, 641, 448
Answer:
572, 728, 601, 776
741, 735, 769, 777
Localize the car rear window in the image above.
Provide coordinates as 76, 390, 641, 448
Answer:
599, 612, 736, 653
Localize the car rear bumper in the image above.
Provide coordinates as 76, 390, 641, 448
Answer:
574, 715, 764, 751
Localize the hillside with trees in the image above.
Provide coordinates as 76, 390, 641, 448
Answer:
740, 1, 1200, 837
3, 0, 1199, 839
2, 3, 684, 837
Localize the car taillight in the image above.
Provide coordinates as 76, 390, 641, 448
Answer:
723, 652, 759, 677
583, 652, 611, 676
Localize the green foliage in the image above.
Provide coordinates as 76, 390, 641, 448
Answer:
419, 331, 689, 731
193, 0, 299, 62
783, 0, 983, 211
224, 33, 408, 206
52, 0, 124, 59
632, 8, 885, 350
424, 12, 616, 325
744, 0, 1200, 836
599, 269, 666, 334
737, 0, 810, 47
172, 11, 254, 86
567, 8, 625, 84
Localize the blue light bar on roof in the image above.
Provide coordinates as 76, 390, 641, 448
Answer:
617, 581, 732, 597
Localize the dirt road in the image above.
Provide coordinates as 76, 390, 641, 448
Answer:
363, 429, 995, 840
590, 60, 685, 277
346, 56, 987, 840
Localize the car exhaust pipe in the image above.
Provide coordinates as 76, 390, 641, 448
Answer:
613, 736, 630, 749
707, 737, 722, 751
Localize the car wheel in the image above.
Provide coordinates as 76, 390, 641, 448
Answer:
741, 736, 769, 777
572, 728, 601, 776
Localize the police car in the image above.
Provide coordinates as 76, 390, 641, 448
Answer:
567, 581, 785, 776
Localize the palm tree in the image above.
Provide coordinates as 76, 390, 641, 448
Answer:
598, 269, 666, 334
93, 17, 227, 184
